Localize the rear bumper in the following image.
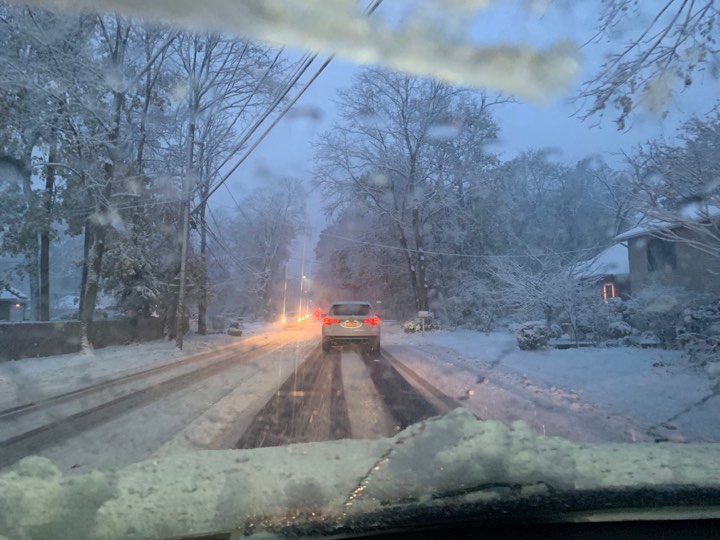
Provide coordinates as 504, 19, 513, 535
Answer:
322, 327, 380, 339
323, 335, 378, 343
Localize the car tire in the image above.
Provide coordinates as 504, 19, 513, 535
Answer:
322, 338, 331, 353
366, 337, 380, 355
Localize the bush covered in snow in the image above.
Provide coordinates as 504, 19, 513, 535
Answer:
516, 321, 549, 350
432, 280, 502, 331
622, 286, 710, 349
607, 320, 635, 338
549, 323, 563, 338
402, 317, 440, 333
675, 300, 720, 364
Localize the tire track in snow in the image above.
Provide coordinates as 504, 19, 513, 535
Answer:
0, 336, 287, 469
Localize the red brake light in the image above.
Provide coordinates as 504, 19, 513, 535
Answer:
363, 316, 380, 325
323, 317, 339, 326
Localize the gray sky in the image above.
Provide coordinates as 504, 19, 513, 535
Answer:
231, 1, 716, 187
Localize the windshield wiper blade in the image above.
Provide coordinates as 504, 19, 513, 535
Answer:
270, 485, 720, 539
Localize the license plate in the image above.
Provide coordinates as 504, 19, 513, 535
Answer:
344, 320, 359, 328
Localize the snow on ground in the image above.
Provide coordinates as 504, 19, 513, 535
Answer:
155, 335, 318, 456
384, 326, 720, 443
1, 322, 319, 473
31, 336, 318, 472
0, 322, 275, 409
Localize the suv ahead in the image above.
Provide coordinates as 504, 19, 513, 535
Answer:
321, 301, 380, 353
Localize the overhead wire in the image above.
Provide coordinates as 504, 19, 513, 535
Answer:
191, 0, 388, 285
202, 213, 259, 274
203, 50, 318, 186
55, 47, 317, 219
58, 0, 385, 224
317, 231, 609, 261
193, 0, 386, 213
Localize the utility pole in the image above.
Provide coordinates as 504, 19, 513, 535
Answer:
176, 107, 197, 349
176, 182, 191, 349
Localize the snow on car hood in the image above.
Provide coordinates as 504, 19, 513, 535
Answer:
20, 0, 578, 101
1, 409, 719, 540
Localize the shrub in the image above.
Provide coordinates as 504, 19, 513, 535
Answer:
607, 320, 635, 338
402, 317, 440, 333
676, 300, 720, 364
622, 286, 707, 348
432, 280, 502, 331
516, 321, 549, 350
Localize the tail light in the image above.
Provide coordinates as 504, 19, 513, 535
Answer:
363, 316, 380, 325
323, 317, 339, 326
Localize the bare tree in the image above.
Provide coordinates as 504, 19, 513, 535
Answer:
211, 179, 306, 320
489, 253, 605, 343
625, 114, 720, 260
315, 68, 502, 312
578, 0, 719, 129
171, 32, 285, 337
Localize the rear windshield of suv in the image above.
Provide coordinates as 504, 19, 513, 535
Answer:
329, 304, 372, 316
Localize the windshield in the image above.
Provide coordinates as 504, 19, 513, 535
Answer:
329, 303, 372, 317
1, 1, 720, 539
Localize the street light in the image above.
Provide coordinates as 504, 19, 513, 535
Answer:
299, 275, 312, 315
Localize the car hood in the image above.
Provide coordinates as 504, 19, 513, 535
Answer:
1, 408, 719, 540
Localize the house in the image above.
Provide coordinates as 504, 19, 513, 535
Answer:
615, 209, 720, 294
575, 243, 631, 301
0, 286, 28, 322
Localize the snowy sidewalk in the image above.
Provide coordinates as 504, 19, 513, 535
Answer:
0, 323, 273, 410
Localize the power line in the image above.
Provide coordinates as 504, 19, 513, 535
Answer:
202, 212, 259, 274
49, 0, 386, 226
192, 0, 386, 213
317, 231, 608, 260
54, 49, 317, 220
204, 50, 317, 183
204, 243, 232, 278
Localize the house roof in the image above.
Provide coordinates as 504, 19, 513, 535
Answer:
615, 205, 720, 242
0, 286, 28, 301
575, 243, 629, 279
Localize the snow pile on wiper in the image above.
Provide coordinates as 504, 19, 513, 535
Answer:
1, 409, 719, 539
22, 0, 579, 100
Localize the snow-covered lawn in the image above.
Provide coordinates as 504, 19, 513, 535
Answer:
385, 326, 720, 443
0, 322, 275, 409
0, 323, 319, 472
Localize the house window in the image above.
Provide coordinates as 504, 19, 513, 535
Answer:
602, 282, 616, 302
647, 238, 677, 272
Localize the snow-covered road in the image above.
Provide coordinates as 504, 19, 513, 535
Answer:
1, 322, 719, 476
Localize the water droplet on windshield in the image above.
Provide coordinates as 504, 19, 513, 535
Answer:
428, 121, 462, 140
